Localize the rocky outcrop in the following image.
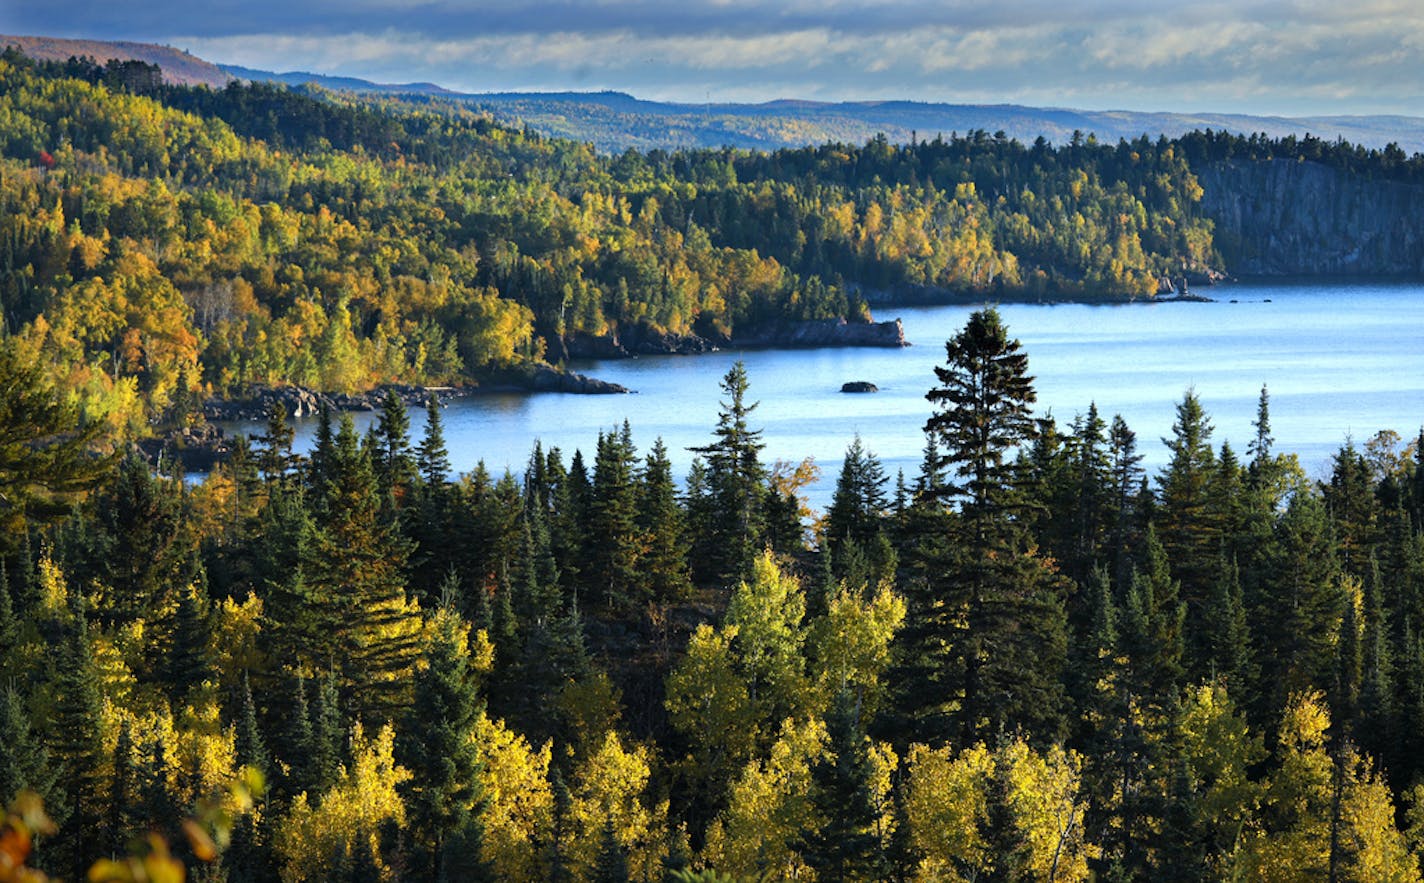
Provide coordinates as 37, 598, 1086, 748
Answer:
732, 317, 907, 349
557, 317, 907, 359
841, 381, 879, 393
522, 364, 629, 394
1198, 159, 1424, 276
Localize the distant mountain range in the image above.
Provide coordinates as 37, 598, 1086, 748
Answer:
7, 32, 1424, 154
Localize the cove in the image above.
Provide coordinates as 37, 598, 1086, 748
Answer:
221, 280, 1424, 513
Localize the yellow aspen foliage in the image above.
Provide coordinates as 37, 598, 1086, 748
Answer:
1236, 690, 1333, 882
806, 581, 905, 717
569, 730, 668, 881
473, 712, 554, 882
701, 716, 825, 881
1177, 682, 1264, 865
996, 738, 1097, 883
276, 724, 411, 883
210, 594, 266, 694
665, 625, 759, 792
903, 742, 994, 882
1338, 754, 1422, 883
171, 685, 238, 808
866, 740, 899, 851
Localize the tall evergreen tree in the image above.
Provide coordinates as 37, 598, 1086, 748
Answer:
48, 610, 107, 879
305, 415, 421, 721
800, 689, 881, 881
0, 684, 58, 807
399, 607, 488, 881
587, 427, 641, 609
638, 438, 691, 604
690, 361, 768, 584
909, 307, 1068, 743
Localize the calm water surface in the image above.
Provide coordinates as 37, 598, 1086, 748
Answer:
230, 281, 1424, 513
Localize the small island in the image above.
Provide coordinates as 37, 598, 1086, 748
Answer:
841, 381, 880, 393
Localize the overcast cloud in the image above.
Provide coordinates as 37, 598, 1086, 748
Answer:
4, 0, 1423, 114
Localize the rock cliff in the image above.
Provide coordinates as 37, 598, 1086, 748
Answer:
1199, 159, 1424, 276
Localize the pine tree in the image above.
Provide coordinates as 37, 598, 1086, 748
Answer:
638, 438, 691, 604
417, 392, 452, 486
911, 307, 1068, 742
587, 427, 640, 609
1156, 390, 1219, 642
305, 414, 421, 721
0, 684, 57, 807
800, 689, 881, 881
591, 815, 631, 883
311, 669, 344, 795
399, 607, 486, 881
373, 389, 418, 511
1120, 525, 1186, 702
166, 582, 214, 702
255, 400, 298, 485
235, 671, 270, 774
48, 610, 107, 878
825, 435, 891, 587
690, 361, 768, 584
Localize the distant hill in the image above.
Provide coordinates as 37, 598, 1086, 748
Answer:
7, 34, 1424, 155
221, 63, 453, 96
0, 33, 232, 88
220, 63, 1424, 155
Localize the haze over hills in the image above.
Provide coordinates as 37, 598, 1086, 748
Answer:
6, 32, 1424, 154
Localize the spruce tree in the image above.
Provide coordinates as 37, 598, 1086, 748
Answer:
48, 610, 107, 879
591, 815, 631, 883
0, 684, 58, 807
374, 389, 418, 510
638, 438, 691, 604
800, 689, 880, 881
912, 307, 1068, 742
690, 361, 768, 584
587, 427, 640, 609
399, 607, 486, 881
306, 414, 420, 721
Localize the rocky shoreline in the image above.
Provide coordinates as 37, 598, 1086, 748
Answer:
556, 316, 908, 360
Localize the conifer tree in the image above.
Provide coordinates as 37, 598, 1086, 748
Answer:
416, 392, 452, 486
373, 389, 418, 510
587, 427, 640, 608
399, 607, 487, 881
911, 307, 1068, 742
690, 361, 768, 584
592, 815, 631, 883
166, 582, 214, 702
0, 684, 57, 807
235, 671, 270, 775
306, 414, 421, 721
1157, 389, 1219, 642
311, 669, 344, 795
638, 437, 691, 604
48, 610, 107, 878
800, 689, 881, 881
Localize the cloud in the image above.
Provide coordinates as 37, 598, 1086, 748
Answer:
4, 0, 1422, 114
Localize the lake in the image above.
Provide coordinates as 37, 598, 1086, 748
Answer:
223, 280, 1424, 513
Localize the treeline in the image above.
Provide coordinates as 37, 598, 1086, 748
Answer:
0, 47, 1227, 436
5, 310, 1424, 881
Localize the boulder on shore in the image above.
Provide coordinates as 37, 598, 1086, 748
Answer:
840, 381, 879, 393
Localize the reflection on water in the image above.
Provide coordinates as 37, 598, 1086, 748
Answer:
218, 280, 1424, 513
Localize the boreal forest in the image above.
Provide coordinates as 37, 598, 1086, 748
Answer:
5, 46, 1424, 883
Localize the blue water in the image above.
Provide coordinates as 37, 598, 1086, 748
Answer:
222, 280, 1424, 513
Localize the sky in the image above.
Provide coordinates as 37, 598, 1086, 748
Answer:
5, 0, 1424, 115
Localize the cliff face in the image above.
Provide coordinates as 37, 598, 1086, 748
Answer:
1199, 159, 1424, 276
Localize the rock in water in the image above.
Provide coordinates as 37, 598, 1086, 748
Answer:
840, 381, 879, 393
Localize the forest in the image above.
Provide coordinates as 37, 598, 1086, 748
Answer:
0, 47, 1261, 437
8, 46, 1424, 882
5, 303, 1424, 882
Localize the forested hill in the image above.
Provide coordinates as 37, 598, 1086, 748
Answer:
2, 47, 1424, 437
